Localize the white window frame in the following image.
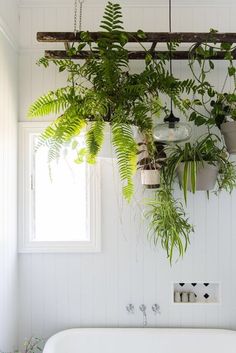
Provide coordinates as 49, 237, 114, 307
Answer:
18, 122, 101, 253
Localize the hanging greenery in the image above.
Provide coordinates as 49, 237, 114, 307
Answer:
28, 2, 236, 264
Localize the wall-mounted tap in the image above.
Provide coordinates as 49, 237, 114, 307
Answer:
152, 303, 161, 315
139, 304, 147, 327
126, 304, 134, 314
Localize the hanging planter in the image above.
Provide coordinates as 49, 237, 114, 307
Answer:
220, 121, 236, 154
95, 123, 114, 159
141, 169, 161, 188
177, 161, 219, 191
208, 94, 236, 155
97, 123, 141, 159
165, 134, 236, 203
138, 141, 166, 189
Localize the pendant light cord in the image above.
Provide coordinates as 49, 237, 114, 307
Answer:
169, 0, 173, 112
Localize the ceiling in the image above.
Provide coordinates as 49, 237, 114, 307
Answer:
18, 0, 236, 8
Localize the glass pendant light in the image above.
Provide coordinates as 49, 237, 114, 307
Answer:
153, 0, 192, 144
153, 107, 192, 143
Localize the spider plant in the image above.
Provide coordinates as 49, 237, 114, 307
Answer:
145, 184, 193, 264
165, 134, 236, 203
1, 338, 44, 353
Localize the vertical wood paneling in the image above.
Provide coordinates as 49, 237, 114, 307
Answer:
18, 1, 236, 344
0, 28, 18, 351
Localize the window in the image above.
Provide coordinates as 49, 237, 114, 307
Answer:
18, 122, 101, 253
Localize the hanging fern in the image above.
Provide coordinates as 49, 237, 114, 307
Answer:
111, 122, 138, 201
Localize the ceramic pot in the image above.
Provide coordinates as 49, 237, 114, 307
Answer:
87, 123, 139, 159
221, 121, 236, 154
177, 161, 219, 191
141, 169, 160, 188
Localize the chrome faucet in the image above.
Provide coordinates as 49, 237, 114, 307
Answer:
139, 304, 147, 327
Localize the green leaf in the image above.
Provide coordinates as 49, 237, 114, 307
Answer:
190, 161, 197, 194
228, 66, 236, 76
112, 122, 137, 202
183, 161, 189, 204
137, 29, 146, 39
85, 120, 105, 163
74, 148, 86, 164
209, 60, 214, 70
221, 42, 232, 51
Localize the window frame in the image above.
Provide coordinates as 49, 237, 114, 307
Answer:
18, 122, 101, 253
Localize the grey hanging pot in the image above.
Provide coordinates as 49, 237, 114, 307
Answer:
221, 121, 236, 154
177, 161, 219, 191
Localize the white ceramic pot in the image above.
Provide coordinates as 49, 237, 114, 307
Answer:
177, 161, 219, 191
98, 123, 114, 158
221, 121, 236, 154
141, 169, 160, 188
87, 123, 140, 159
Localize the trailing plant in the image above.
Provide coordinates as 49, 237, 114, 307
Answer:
184, 32, 236, 129
1, 337, 44, 353
165, 134, 236, 203
145, 184, 193, 264
210, 92, 236, 128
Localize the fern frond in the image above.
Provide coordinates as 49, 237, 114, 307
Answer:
85, 120, 105, 163
100, 2, 124, 32
111, 122, 138, 201
36, 106, 86, 163
28, 88, 71, 118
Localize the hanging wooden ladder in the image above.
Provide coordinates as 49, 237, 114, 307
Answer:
37, 32, 236, 60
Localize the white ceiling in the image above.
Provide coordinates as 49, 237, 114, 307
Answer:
19, 0, 236, 7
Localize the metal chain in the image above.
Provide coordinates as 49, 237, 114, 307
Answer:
74, 0, 78, 34
79, 0, 84, 32
74, 0, 84, 34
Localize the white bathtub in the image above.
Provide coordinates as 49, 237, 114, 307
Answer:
43, 328, 236, 353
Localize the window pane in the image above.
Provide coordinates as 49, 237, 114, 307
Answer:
32, 136, 89, 242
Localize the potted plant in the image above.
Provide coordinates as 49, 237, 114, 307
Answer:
165, 134, 236, 203
186, 40, 236, 154
2, 337, 45, 353
210, 93, 236, 154
138, 141, 166, 188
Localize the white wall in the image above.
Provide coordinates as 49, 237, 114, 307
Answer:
0, 0, 19, 44
0, 6, 18, 351
18, 0, 236, 343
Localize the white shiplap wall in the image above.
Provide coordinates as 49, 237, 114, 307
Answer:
0, 12, 18, 352
18, 0, 236, 344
